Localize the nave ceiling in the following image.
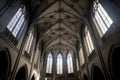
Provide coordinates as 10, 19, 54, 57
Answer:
27, 0, 92, 54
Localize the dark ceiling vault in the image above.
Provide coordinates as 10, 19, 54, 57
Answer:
27, 0, 90, 54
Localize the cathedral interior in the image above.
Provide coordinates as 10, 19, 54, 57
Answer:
0, 0, 120, 80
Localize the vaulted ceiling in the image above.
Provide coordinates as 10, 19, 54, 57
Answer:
27, 0, 92, 53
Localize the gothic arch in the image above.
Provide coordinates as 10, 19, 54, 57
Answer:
65, 50, 74, 61
56, 53, 63, 74
31, 74, 35, 80
83, 74, 88, 80
45, 51, 53, 60
46, 52, 53, 73
92, 65, 106, 80
15, 65, 28, 80
0, 48, 11, 80
56, 51, 64, 57
109, 45, 120, 80
66, 52, 74, 73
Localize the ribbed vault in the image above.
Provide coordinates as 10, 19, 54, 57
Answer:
28, 0, 90, 54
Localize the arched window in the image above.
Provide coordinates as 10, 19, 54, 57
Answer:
79, 47, 85, 66
76, 58, 79, 71
57, 53, 62, 74
84, 27, 94, 55
46, 53, 52, 73
67, 53, 73, 73
25, 31, 34, 54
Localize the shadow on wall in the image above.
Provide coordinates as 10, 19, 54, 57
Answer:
92, 66, 105, 80
83, 74, 88, 80
31, 74, 35, 80
109, 46, 120, 80
0, 49, 11, 80
15, 65, 28, 80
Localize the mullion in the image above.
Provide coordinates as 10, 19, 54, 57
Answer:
11, 8, 22, 33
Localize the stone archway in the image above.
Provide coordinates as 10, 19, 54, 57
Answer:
31, 74, 35, 80
109, 47, 120, 80
92, 66, 105, 80
15, 66, 28, 80
83, 74, 88, 80
0, 50, 11, 80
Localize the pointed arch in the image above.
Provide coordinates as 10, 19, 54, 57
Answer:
15, 65, 28, 80
46, 53, 53, 73
109, 45, 120, 80
57, 53, 63, 74
83, 74, 88, 80
31, 74, 35, 80
92, 65, 105, 80
0, 49, 11, 80
67, 52, 73, 73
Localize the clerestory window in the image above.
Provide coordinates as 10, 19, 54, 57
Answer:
67, 53, 73, 73
46, 53, 53, 73
57, 53, 63, 74
7, 6, 26, 37
84, 28, 94, 55
93, 2, 113, 37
